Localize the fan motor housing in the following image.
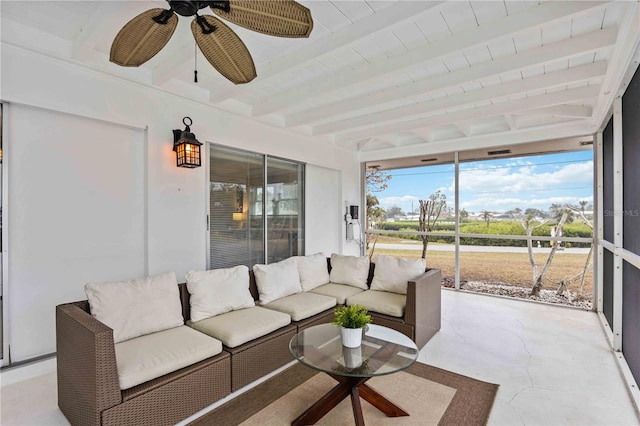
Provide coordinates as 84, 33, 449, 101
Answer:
169, 1, 210, 17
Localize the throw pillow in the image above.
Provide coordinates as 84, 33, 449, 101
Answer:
329, 254, 370, 290
296, 253, 330, 291
253, 257, 302, 305
85, 271, 184, 343
370, 255, 426, 294
186, 265, 255, 322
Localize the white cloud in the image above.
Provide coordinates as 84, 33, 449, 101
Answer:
458, 161, 593, 194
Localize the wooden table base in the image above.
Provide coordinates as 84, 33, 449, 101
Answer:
291, 373, 409, 426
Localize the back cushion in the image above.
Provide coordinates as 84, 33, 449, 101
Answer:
296, 253, 330, 291
329, 254, 370, 290
186, 265, 255, 322
253, 257, 302, 305
370, 255, 426, 294
85, 272, 184, 343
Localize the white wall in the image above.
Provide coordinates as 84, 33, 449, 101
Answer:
1, 45, 361, 362
6, 105, 147, 360
305, 165, 342, 256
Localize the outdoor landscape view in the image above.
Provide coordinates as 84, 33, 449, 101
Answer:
366, 150, 594, 309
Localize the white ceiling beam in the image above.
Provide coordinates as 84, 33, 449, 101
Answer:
357, 121, 594, 162
336, 85, 600, 143
334, 139, 360, 151
71, 4, 109, 61
523, 105, 593, 118
504, 114, 517, 130
592, 2, 640, 130
455, 122, 473, 137
313, 61, 606, 135
152, 46, 195, 86
285, 27, 616, 128
208, 1, 445, 104
252, 1, 607, 117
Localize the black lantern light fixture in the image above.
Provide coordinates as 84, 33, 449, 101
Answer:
173, 116, 203, 168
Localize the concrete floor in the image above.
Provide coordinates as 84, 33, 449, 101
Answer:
1, 290, 639, 425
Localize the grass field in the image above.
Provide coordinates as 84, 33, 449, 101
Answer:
369, 245, 594, 300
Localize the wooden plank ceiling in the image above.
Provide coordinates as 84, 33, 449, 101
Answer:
2, 1, 639, 158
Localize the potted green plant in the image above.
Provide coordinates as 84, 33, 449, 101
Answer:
332, 305, 371, 348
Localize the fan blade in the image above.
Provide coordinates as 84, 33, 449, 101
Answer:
110, 8, 178, 67
211, 0, 313, 38
191, 15, 256, 85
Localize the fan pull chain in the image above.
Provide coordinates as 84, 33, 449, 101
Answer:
194, 42, 198, 83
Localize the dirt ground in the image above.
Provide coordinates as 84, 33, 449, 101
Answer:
369, 246, 594, 309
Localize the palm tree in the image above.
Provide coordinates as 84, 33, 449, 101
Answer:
480, 210, 493, 227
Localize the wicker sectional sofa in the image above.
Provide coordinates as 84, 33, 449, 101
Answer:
56, 255, 441, 426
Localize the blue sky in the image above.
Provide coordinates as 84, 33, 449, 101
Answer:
372, 150, 594, 215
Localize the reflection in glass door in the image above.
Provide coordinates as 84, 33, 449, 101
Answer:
209, 146, 264, 269
209, 145, 305, 269
266, 157, 305, 263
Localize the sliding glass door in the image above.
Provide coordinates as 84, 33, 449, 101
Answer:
209, 145, 304, 269
266, 157, 304, 263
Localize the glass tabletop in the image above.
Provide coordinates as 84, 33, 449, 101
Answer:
289, 324, 419, 378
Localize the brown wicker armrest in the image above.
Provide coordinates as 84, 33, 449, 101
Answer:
405, 268, 442, 349
56, 302, 121, 426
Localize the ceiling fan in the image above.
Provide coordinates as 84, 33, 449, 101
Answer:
110, 0, 313, 84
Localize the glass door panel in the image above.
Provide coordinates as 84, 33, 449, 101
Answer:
266, 157, 304, 263
210, 146, 264, 268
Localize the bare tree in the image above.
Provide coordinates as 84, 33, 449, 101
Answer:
418, 190, 446, 259
556, 206, 594, 298
531, 211, 569, 296
366, 168, 392, 193
521, 214, 549, 286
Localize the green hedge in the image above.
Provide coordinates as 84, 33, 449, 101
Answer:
375, 219, 592, 247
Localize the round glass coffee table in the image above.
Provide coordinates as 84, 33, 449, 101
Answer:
289, 323, 419, 426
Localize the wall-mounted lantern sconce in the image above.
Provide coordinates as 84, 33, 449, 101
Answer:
173, 116, 203, 168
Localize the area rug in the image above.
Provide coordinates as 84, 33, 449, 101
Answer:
189, 362, 498, 425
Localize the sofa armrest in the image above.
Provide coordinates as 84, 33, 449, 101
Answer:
405, 269, 442, 348
56, 302, 121, 426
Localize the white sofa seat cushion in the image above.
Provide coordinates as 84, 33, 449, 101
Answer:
85, 272, 184, 343
262, 292, 337, 321
253, 258, 302, 305
114, 325, 223, 390
310, 283, 365, 304
295, 253, 330, 291
186, 266, 255, 322
190, 307, 291, 348
329, 254, 370, 290
371, 255, 426, 295
346, 290, 406, 318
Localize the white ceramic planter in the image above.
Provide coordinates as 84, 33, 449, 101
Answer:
340, 326, 363, 348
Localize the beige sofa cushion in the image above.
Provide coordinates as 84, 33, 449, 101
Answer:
263, 292, 336, 321
190, 306, 291, 348
186, 266, 255, 322
310, 283, 365, 304
329, 254, 370, 290
295, 253, 330, 291
114, 325, 222, 390
370, 255, 425, 295
346, 290, 406, 318
85, 272, 184, 343
253, 258, 302, 305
